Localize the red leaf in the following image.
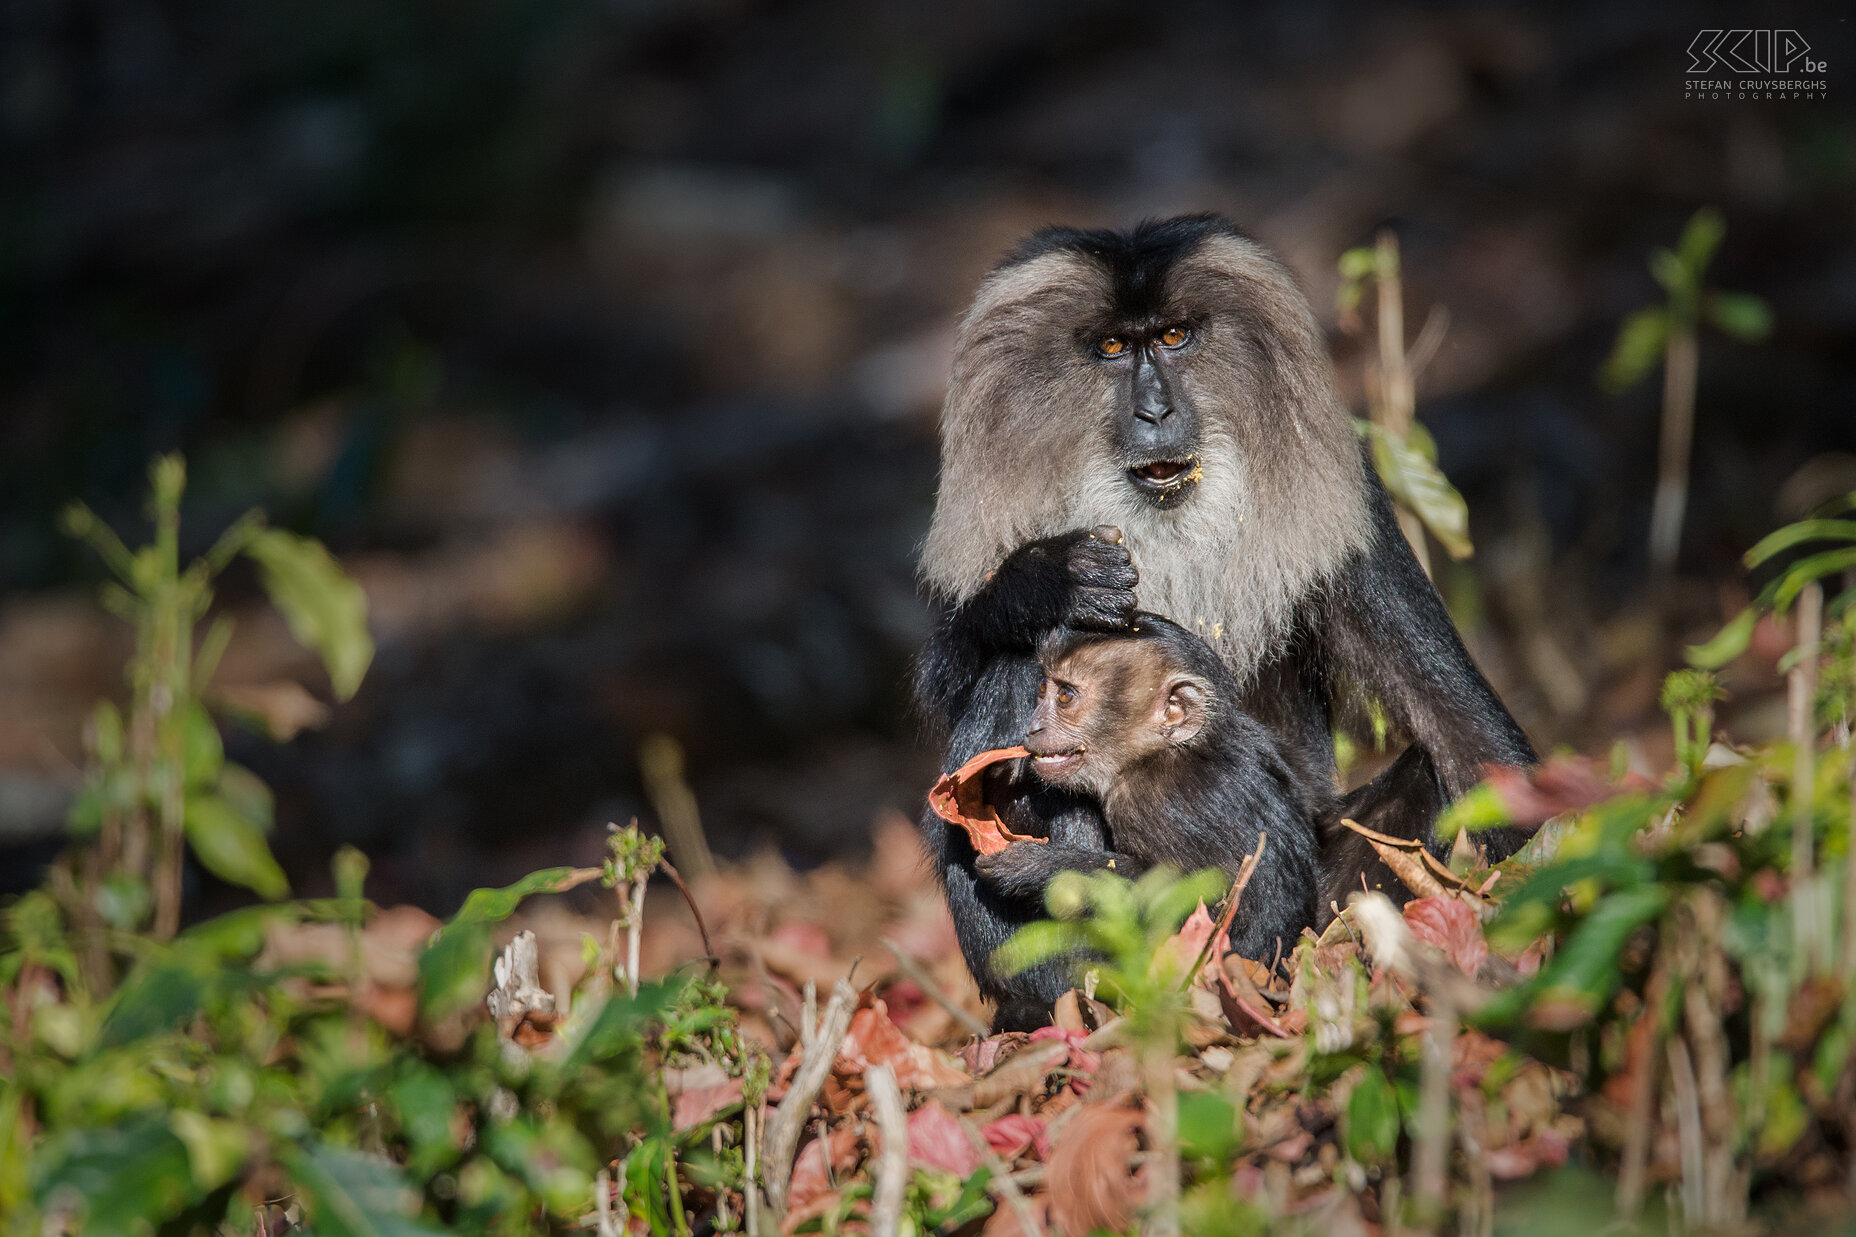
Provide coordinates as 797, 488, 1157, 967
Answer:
928, 747, 1047, 856
841, 998, 971, 1090
787, 1128, 861, 1212
907, 1100, 981, 1177
982, 1112, 1050, 1162
1483, 755, 1644, 828
1403, 896, 1488, 977
1157, 901, 1220, 981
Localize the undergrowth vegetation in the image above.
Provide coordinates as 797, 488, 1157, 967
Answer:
4, 462, 1856, 1236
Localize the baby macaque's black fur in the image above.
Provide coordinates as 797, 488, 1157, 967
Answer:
978, 615, 1321, 966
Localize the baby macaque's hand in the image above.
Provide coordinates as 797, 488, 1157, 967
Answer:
974, 841, 1062, 899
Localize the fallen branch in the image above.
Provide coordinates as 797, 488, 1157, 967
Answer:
883, 935, 989, 1039
865, 1064, 908, 1237
762, 978, 856, 1218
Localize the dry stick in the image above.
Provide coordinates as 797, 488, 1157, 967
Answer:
1372, 228, 1431, 578
744, 1104, 762, 1237
1410, 1000, 1455, 1235
594, 1166, 622, 1237
1789, 582, 1824, 973
1648, 326, 1699, 578
1142, 1038, 1182, 1237
883, 936, 990, 1038
957, 1113, 1044, 1237
624, 871, 648, 997
1666, 1036, 1706, 1226
865, 1064, 908, 1237
657, 857, 717, 967
1617, 961, 1670, 1218
763, 979, 856, 1219
1183, 833, 1266, 988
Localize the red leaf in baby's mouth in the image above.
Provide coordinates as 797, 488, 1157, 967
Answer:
927, 745, 1047, 856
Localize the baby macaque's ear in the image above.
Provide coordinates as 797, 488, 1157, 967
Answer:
1157, 676, 1208, 744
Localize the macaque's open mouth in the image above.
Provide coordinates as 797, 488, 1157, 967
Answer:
1028, 750, 1085, 781
1127, 460, 1196, 490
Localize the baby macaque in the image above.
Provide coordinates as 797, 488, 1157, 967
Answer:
976, 615, 1322, 962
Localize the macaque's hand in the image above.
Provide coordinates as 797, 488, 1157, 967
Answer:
1058, 525, 1140, 631
973, 841, 1065, 899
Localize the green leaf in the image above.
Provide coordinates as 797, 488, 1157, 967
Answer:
992, 920, 1080, 978
448, 866, 594, 928
1366, 423, 1474, 559
1757, 1076, 1811, 1159
1436, 781, 1511, 837
1745, 518, 1856, 567
34, 1113, 198, 1233
182, 701, 225, 789
1338, 247, 1378, 281
388, 1066, 460, 1178
1649, 246, 1689, 297
1345, 1066, 1401, 1165
169, 1111, 249, 1193
1598, 307, 1669, 392
184, 794, 290, 900
1707, 291, 1773, 342
560, 984, 677, 1073
1675, 207, 1726, 280
1774, 546, 1856, 609
1178, 1091, 1238, 1165
285, 1143, 446, 1237
1685, 606, 1758, 669
1529, 884, 1668, 1015
100, 962, 208, 1048
245, 528, 374, 702
417, 921, 493, 1021
217, 762, 276, 833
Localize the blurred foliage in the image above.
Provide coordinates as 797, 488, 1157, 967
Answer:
1599, 208, 1774, 394
57, 455, 374, 944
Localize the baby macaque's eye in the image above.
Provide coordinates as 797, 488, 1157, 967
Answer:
1056, 686, 1076, 708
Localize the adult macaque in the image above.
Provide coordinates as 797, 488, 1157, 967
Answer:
975, 615, 1320, 964
915, 215, 1534, 1028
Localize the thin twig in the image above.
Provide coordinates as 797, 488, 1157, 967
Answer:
883, 935, 989, 1038
657, 856, 717, 967
763, 979, 856, 1219
625, 871, 648, 997
865, 1064, 908, 1237
1789, 581, 1824, 973
1184, 832, 1266, 988
1666, 1035, 1706, 1227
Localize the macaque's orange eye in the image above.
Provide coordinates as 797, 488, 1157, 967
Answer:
1056, 685, 1076, 708
1158, 325, 1190, 348
1097, 337, 1128, 358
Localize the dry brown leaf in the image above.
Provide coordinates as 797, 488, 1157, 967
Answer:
1046, 1106, 1146, 1236
211, 679, 331, 740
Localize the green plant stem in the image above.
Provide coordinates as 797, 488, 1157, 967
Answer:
1649, 327, 1699, 578
1791, 582, 1823, 973
1140, 1039, 1180, 1237
1372, 230, 1433, 579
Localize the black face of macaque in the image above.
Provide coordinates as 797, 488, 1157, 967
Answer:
914, 214, 1536, 1032
988, 617, 1322, 965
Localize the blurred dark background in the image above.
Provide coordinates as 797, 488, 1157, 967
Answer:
2, 0, 1853, 911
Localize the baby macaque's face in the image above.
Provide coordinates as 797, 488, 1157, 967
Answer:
1025, 638, 1208, 796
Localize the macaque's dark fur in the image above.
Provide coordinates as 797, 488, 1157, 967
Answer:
979, 616, 1320, 965
914, 215, 1535, 1030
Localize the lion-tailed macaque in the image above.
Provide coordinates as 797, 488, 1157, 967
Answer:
973, 616, 1320, 966
914, 215, 1534, 1029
